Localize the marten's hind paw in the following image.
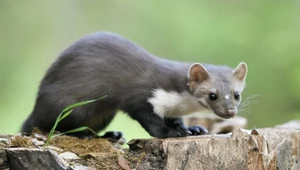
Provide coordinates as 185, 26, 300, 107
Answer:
101, 131, 123, 139
98, 131, 125, 144
187, 126, 208, 136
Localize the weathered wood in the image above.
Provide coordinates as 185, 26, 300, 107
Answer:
128, 127, 300, 170
5, 148, 69, 170
1, 120, 300, 169
0, 148, 9, 169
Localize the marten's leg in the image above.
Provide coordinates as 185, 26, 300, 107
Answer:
84, 109, 123, 141
125, 106, 188, 138
129, 112, 182, 138
76, 101, 123, 141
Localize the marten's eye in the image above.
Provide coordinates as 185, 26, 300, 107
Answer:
234, 92, 240, 100
209, 93, 218, 101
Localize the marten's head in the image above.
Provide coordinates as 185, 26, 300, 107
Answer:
187, 62, 248, 119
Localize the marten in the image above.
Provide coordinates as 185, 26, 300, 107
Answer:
21, 32, 248, 139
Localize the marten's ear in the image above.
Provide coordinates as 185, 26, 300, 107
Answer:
188, 63, 210, 86
233, 62, 248, 81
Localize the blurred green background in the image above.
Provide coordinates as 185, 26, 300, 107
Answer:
1, 0, 300, 140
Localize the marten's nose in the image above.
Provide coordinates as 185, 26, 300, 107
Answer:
227, 109, 236, 117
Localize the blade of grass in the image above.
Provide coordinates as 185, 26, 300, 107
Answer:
60, 96, 106, 117
45, 109, 73, 147
44, 96, 106, 148
52, 126, 98, 138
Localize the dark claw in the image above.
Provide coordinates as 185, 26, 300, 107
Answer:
194, 128, 200, 133
188, 126, 209, 136
176, 132, 183, 137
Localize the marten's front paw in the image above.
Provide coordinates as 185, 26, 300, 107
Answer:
187, 126, 208, 136
165, 129, 189, 138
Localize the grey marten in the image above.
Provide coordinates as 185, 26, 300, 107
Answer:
21, 32, 248, 139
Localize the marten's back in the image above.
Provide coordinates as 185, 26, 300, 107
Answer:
41, 32, 161, 103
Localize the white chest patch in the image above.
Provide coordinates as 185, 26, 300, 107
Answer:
147, 89, 209, 118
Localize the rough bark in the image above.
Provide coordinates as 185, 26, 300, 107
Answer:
129, 121, 300, 170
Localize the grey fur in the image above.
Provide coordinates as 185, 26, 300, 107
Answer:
21, 32, 247, 138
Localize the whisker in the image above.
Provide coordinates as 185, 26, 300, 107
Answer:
237, 94, 260, 116
241, 99, 259, 103
239, 101, 259, 108
243, 94, 260, 101
238, 111, 251, 116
